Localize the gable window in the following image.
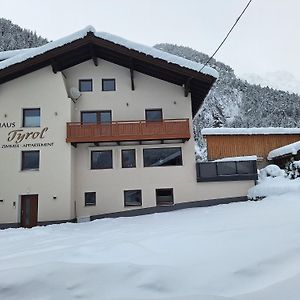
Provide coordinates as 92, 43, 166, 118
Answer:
81, 111, 112, 124
156, 189, 174, 206
102, 79, 116, 91
122, 149, 136, 168
85, 192, 96, 206
21, 150, 40, 171
145, 109, 163, 121
91, 150, 113, 169
79, 79, 93, 92
143, 147, 183, 167
23, 108, 40, 127
124, 190, 142, 206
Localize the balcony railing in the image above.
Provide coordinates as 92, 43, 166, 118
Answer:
196, 160, 258, 182
66, 119, 190, 144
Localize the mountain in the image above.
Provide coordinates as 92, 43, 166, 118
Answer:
154, 44, 300, 159
0, 18, 48, 51
241, 71, 300, 95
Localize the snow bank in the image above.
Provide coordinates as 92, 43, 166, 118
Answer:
202, 127, 300, 136
258, 164, 284, 179
0, 26, 218, 78
2, 194, 300, 300
268, 141, 300, 160
248, 176, 300, 199
247, 164, 295, 199
214, 155, 257, 162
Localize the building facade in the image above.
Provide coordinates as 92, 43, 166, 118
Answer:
0, 27, 255, 228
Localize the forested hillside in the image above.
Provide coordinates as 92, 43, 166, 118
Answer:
0, 18, 47, 51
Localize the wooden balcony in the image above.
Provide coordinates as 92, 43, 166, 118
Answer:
66, 119, 190, 145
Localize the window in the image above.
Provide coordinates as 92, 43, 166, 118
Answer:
124, 190, 142, 206
23, 108, 40, 127
156, 189, 174, 206
85, 192, 96, 206
217, 162, 236, 176
237, 161, 256, 174
79, 79, 93, 92
102, 79, 116, 91
21, 151, 39, 171
122, 149, 136, 168
81, 111, 112, 123
91, 150, 113, 169
196, 160, 258, 182
145, 109, 163, 121
143, 147, 182, 167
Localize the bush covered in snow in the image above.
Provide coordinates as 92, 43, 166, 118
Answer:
258, 164, 285, 180
285, 159, 300, 179
248, 163, 300, 200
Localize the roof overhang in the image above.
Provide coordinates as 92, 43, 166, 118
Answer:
0, 31, 217, 116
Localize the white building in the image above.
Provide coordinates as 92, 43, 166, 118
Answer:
0, 26, 256, 228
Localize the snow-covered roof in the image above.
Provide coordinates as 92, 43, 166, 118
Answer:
0, 26, 218, 78
268, 141, 300, 160
214, 155, 257, 162
0, 48, 37, 61
202, 127, 300, 136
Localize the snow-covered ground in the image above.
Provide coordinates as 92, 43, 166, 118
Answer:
1, 189, 300, 300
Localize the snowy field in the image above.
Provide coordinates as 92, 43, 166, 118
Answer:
1, 191, 300, 300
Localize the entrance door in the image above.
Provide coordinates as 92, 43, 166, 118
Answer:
21, 195, 38, 228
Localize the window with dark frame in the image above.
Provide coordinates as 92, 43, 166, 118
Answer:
21, 150, 40, 171
124, 190, 142, 206
196, 160, 258, 182
145, 109, 163, 121
79, 79, 93, 92
217, 162, 237, 176
85, 192, 96, 206
81, 111, 112, 124
143, 147, 183, 167
122, 149, 136, 168
102, 79, 116, 91
23, 108, 40, 127
156, 189, 174, 206
91, 150, 113, 169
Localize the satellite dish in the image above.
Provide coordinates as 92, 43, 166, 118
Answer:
69, 87, 81, 101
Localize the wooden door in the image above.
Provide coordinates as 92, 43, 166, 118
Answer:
21, 195, 38, 228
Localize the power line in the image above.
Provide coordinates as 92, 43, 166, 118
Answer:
200, 0, 253, 72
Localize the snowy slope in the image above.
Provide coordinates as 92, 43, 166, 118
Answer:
1, 194, 300, 300
241, 71, 300, 95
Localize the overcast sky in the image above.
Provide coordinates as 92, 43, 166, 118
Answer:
1, 0, 299, 80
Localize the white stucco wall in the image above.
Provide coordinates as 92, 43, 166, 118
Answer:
64, 60, 254, 218
0, 67, 73, 224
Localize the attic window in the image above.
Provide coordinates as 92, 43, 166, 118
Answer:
79, 79, 93, 92
102, 79, 116, 91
